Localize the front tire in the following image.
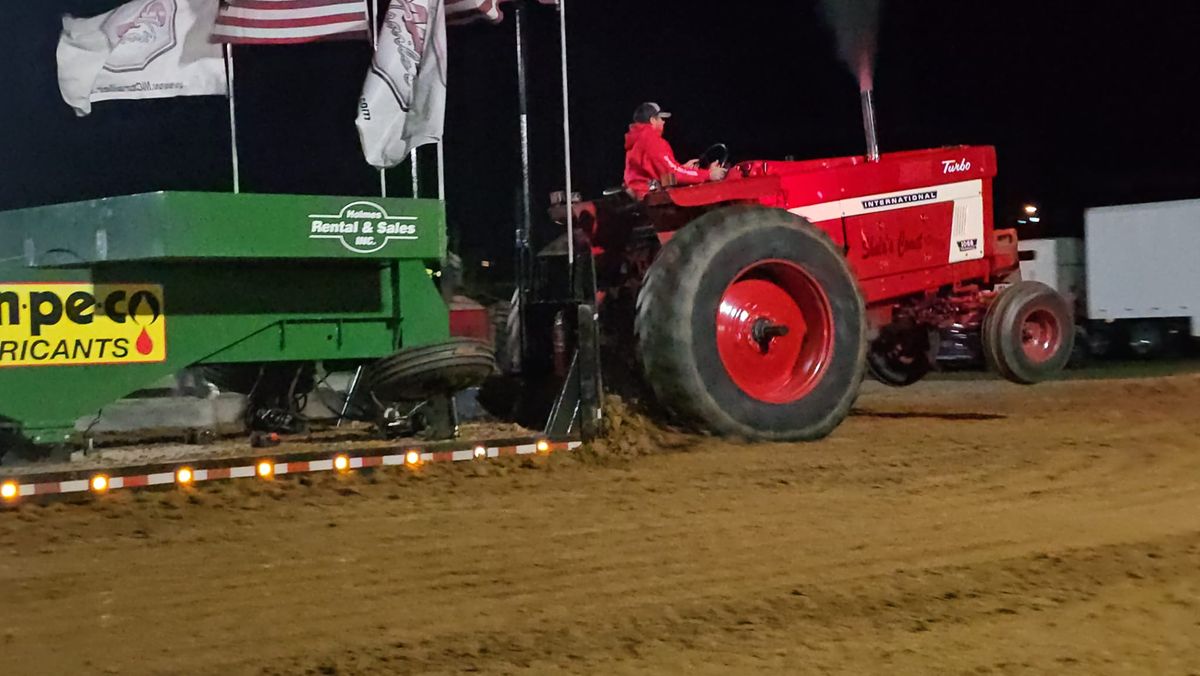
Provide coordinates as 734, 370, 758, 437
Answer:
635, 206, 867, 441
983, 281, 1075, 384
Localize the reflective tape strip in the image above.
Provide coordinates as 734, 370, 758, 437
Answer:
3, 440, 580, 500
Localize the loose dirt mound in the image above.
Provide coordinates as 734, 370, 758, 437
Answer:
3, 372, 1200, 675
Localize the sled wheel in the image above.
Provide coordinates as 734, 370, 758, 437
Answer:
635, 205, 866, 441
365, 338, 496, 403
983, 281, 1074, 384
867, 324, 936, 387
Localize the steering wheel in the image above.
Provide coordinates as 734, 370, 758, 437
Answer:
697, 143, 730, 169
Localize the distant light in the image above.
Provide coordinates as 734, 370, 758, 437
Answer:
176, 468, 194, 485
257, 461, 274, 478
1029, 217, 1041, 223
473, 445, 487, 459
1, 482, 17, 500
405, 450, 421, 466
334, 455, 350, 472
480, 260, 492, 268
1024, 205, 1038, 215
1017, 219, 1028, 225
90, 475, 109, 493
536, 440, 551, 453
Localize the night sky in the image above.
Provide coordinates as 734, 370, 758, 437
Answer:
2, 1, 1197, 283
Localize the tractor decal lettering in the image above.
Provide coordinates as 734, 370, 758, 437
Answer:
860, 227, 927, 260
957, 238, 979, 252
861, 191, 938, 210
942, 158, 972, 174
0, 284, 166, 368
308, 201, 419, 254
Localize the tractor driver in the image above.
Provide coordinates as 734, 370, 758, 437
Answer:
624, 102, 726, 200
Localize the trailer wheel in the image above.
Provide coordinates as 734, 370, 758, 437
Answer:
635, 205, 866, 441
983, 281, 1075, 384
366, 338, 496, 403
1127, 320, 1166, 358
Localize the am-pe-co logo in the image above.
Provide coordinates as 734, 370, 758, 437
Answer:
308, 201, 418, 254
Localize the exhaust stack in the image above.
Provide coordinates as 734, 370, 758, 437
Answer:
860, 89, 880, 162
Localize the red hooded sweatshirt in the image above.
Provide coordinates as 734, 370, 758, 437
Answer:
623, 122, 709, 199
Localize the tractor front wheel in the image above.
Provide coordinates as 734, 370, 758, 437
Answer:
635, 206, 867, 441
983, 281, 1075, 384
867, 324, 937, 387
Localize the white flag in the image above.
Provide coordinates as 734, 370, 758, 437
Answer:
57, 0, 227, 117
357, 0, 447, 169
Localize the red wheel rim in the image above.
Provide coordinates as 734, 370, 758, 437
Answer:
1020, 308, 1062, 363
716, 260, 834, 404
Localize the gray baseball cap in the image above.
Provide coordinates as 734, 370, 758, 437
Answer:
633, 102, 672, 123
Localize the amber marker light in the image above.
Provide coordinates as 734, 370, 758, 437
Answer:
473, 446, 487, 459
90, 475, 109, 493
334, 455, 350, 472
1, 482, 17, 501
536, 440, 551, 454
405, 450, 421, 466
176, 468, 194, 485
257, 461, 274, 478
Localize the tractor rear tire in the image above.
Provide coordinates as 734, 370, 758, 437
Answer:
983, 281, 1075, 384
366, 338, 496, 403
635, 205, 867, 441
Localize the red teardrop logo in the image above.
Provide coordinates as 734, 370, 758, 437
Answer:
136, 327, 153, 355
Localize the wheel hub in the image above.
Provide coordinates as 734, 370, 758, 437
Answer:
750, 318, 791, 354
716, 260, 834, 404
1020, 308, 1062, 364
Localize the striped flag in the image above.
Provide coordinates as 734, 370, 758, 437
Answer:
211, 0, 370, 44
445, 0, 555, 26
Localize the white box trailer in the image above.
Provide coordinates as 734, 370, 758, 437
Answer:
1017, 237, 1085, 310
1019, 198, 1199, 358
1085, 199, 1199, 338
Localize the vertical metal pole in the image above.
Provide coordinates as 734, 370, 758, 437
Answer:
368, 0, 388, 196
514, 0, 533, 366
557, 0, 574, 268
436, 140, 446, 200
223, 44, 240, 194
515, 1, 534, 260
410, 150, 420, 197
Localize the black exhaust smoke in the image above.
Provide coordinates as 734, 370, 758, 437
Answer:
819, 0, 884, 161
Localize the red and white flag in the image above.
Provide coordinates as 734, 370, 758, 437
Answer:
356, 0, 447, 168
57, 0, 227, 116
445, 0, 555, 26
211, 0, 370, 44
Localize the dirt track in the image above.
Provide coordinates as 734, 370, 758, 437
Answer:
3, 373, 1200, 675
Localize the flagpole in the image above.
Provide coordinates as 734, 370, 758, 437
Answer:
410, 149, 420, 197
557, 0, 574, 268
368, 0, 387, 197
436, 141, 446, 200
224, 44, 240, 194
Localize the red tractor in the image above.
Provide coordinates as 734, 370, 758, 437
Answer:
508, 142, 1073, 441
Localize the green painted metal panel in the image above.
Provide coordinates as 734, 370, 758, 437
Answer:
0, 191, 447, 265
0, 192, 453, 443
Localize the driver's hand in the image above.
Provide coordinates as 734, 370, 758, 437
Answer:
684, 159, 700, 169
709, 163, 727, 181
